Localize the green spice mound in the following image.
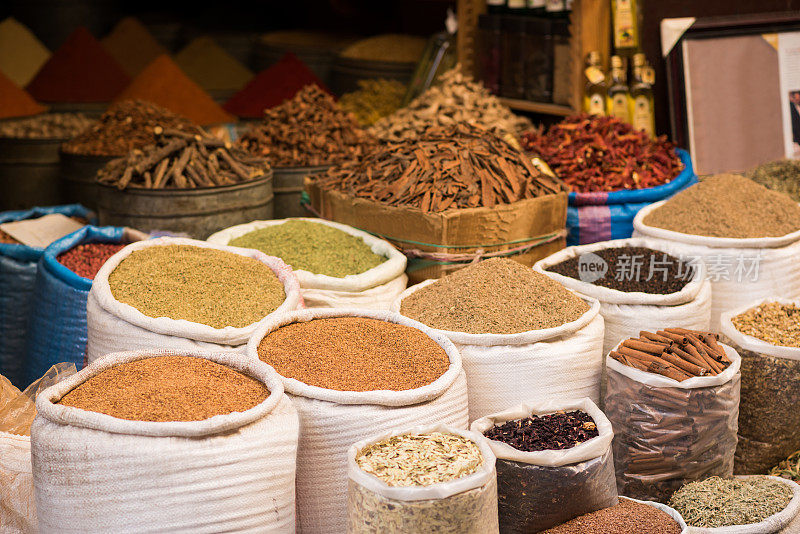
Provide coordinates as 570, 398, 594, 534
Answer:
109, 244, 286, 328
400, 258, 590, 334
733, 302, 800, 348
357, 432, 483, 486
669, 476, 794, 528
746, 159, 800, 203
643, 174, 800, 238
229, 220, 386, 277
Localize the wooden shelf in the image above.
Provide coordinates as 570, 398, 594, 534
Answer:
499, 98, 574, 116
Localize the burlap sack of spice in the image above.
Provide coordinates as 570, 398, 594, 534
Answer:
85, 237, 302, 364
633, 200, 800, 331
207, 218, 408, 309
31, 350, 299, 533
0, 363, 76, 534
720, 298, 800, 476
471, 398, 618, 533
534, 237, 712, 357
605, 342, 741, 503
392, 282, 604, 421
346, 424, 498, 534
246, 308, 470, 534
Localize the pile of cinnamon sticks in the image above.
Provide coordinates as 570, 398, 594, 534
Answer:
610, 328, 731, 381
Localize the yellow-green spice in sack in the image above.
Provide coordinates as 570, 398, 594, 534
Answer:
108, 245, 286, 328
230, 220, 386, 278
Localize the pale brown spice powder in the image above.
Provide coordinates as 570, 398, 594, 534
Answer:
257, 317, 450, 391
57, 356, 269, 422
400, 258, 590, 334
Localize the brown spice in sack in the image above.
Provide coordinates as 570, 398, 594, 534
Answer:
57, 356, 269, 422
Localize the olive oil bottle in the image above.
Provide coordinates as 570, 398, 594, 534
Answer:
630, 53, 655, 137
583, 51, 607, 116
611, 0, 640, 57
607, 55, 630, 122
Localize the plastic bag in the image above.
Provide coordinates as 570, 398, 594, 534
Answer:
471, 398, 618, 533
718, 298, 800, 475
347, 425, 498, 534
605, 343, 741, 502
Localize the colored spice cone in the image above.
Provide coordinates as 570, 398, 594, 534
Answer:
224, 53, 330, 118
114, 55, 234, 125
175, 36, 253, 93
0, 71, 46, 119
101, 17, 167, 77
26, 27, 130, 103
0, 17, 50, 87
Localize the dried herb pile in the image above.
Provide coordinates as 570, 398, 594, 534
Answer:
98, 127, 268, 189
57, 356, 269, 422
340, 78, 405, 126
238, 84, 375, 167
356, 432, 484, 486
522, 115, 683, 193
746, 159, 800, 202
643, 174, 800, 238
229, 220, 386, 277
669, 476, 793, 528
258, 317, 449, 391
732, 302, 800, 347
109, 244, 286, 328
62, 99, 194, 156
400, 258, 589, 334
547, 246, 693, 294
311, 123, 564, 213
541, 499, 682, 534
484, 411, 598, 452
771, 451, 800, 482
370, 67, 531, 142
0, 112, 93, 139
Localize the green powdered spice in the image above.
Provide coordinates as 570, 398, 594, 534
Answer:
669, 476, 794, 528
229, 220, 386, 278
746, 160, 800, 203
109, 244, 286, 328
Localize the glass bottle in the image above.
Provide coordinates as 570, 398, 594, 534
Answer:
630, 59, 655, 137
486, 0, 507, 14
583, 51, 607, 116
611, 0, 640, 57
545, 0, 567, 18
607, 55, 630, 123
527, 0, 546, 16
507, 0, 527, 15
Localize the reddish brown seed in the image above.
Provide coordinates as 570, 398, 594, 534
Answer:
541, 499, 682, 534
57, 242, 126, 280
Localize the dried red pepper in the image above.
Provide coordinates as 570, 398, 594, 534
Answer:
57, 243, 125, 280
522, 115, 683, 193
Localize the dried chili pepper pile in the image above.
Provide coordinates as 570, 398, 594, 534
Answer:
57, 242, 125, 280
310, 123, 564, 213
522, 115, 683, 193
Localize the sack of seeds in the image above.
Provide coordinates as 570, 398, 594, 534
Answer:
24, 226, 147, 383
247, 308, 470, 533
31, 349, 299, 533
0, 204, 92, 388
632, 175, 800, 330
392, 258, 605, 421
207, 218, 408, 309
471, 398, 618, 533
347, 425, 498, 534
605, 339, 741, 502
534, 237, 712, 356
719, 298, 800, 475
86, 237, 302, 363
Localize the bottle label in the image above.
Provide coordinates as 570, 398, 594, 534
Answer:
610, 93, 630, 121
546, 0, 565, 12
585, 94, 606, 116
632, 95, 654, 136
613, 0, 638, 49
584, 66, 605, 85
508, 0, 525, 8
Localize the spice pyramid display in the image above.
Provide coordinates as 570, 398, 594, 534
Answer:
175, 36, 253, 94
114, 55, 234, 125
26, 27, 130, 103
237, 84, 375, 167
0, 71, 46, 119
224, 53, 330, 118
0, 17, 50, 87
101, 17, 167, 77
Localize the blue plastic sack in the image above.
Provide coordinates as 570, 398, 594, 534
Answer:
24, 225, 126, 384
566, 149, 696, 246
0, 204, 92, 388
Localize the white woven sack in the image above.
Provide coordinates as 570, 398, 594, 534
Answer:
207, 218, 408, 309
685, 476, 800, 534
624, 498, 689, 534
86, 237, 303, 364
633, 201, 800, 330
0, 431, 35, 534
392, 281, 605, 420
31, 349, 300, 534
534, 237, 712, 356
246, 308, 470, 534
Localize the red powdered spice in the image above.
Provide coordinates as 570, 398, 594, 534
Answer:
0, 71, 46, 119
115, 55, 234, 125
224, 52, 330, 118
26, 27, 130, 103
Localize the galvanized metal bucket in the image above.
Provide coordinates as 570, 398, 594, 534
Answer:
59, 151, 114, 211
0, 136, 65, 210
272, 165, 330, 219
